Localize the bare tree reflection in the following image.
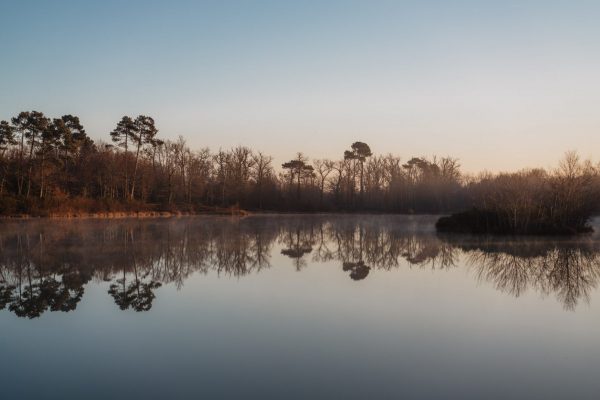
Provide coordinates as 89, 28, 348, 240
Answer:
442, 236, 600, 310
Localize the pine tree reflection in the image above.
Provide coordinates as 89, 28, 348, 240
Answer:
0, 231, 89, 318
279, 219, 316, 270
342, 261, 371, 280
107, 228, 162, 311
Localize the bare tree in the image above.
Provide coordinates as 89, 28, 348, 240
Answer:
252, 152, 273, 209
313, 159, 334, 207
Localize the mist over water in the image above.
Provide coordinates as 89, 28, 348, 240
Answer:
2, 215, 600, 399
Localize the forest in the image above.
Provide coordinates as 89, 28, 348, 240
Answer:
1, 111, 600, 229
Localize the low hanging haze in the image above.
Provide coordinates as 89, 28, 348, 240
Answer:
2, 0, 599, 173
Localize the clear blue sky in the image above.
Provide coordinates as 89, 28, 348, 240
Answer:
2, 0, 599, 172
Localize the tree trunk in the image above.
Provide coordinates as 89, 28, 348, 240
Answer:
130, 142, 142, 200
124, 134, 129, 201
39, 155, 44, 199
26, 133, 36, 198
360, 161, 364, 197
17, 132, 25, 196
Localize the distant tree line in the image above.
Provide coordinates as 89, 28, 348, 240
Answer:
1, 111, 599, 217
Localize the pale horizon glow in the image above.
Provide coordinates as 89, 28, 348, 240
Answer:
2, 0, 600, 173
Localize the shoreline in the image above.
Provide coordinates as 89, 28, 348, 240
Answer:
0, 209, 251, 220
0, 210, 447, 220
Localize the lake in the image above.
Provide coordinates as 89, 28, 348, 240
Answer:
1, 215, 600, 399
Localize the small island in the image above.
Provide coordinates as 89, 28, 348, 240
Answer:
436, 153, 599, 235
436, 208, 594, 235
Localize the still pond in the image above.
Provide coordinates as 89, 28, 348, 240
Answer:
1, 215, 599, 399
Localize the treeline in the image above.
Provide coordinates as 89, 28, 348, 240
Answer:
0, 111, 463, 214
1, 111, 599, 217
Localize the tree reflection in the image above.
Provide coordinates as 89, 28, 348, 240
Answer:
107, 229, 162, 311
0, 216, 599, 317
342, 261, 370, 280
442, 236, 600, 310
108, 279, 161, 312
280, 220, 316, 270
0, 231, 89, 318
0, 281, 14, 311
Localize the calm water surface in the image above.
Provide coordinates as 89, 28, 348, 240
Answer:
1, 215, 600, 399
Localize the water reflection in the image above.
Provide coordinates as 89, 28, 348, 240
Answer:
0, 216, 599, 317
442, 236, 600, 310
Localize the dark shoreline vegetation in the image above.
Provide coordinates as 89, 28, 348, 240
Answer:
1, 111, 599, 233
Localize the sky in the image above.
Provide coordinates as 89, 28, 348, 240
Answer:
1, 0, 599, 173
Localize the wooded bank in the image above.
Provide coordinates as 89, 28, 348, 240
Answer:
2, 111, 599, 231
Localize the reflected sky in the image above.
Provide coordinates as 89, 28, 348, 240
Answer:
1, 215, 600, 399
